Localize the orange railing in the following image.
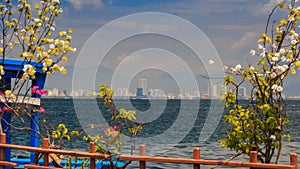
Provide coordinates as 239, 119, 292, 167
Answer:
119, 145, 298, 169
0, 133, 109, 169
0, 133, 298, 169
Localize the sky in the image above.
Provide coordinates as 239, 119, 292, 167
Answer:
42, 0, 300, 97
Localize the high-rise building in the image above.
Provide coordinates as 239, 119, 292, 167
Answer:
138, 78, 147, 96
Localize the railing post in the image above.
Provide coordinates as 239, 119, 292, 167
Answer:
193, 148, 200, 169
0, 133, 6, 169
90, 142, 96, 169
42, 138, 49, 166
290, 153, 298, 169
250, 151, 257, 169
139, 144, 146, 169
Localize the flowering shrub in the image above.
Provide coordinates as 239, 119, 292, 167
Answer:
83, 84, 144, 168
0, 0, 75, 152
220, 1, 300, 163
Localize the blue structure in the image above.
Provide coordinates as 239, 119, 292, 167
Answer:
136, 88, 143, 97
0, 59, 46, 166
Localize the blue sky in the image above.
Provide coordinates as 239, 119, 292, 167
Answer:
43, 0, 300, 96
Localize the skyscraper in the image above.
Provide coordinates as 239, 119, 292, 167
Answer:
138, 78, 147, 96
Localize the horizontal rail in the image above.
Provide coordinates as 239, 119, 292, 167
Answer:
24, 164, 63, 169
0, 143, 110, 159
119, 155, 294, 169
0, 160, 18, 167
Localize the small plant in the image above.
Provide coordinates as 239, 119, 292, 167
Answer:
83, 84, 145, 169
221, 0, 300, 164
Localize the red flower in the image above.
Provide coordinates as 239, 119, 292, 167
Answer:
113, 125, 119, 130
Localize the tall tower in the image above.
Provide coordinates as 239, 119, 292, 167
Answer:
138, 78, 147, 96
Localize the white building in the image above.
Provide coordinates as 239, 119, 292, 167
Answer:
138, 78, 147, 96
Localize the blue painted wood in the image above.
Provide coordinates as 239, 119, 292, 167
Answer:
0, 59, 47, 165
1, 77, 11, 169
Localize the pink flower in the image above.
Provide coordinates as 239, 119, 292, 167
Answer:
113, 125, 119, 130
104, 129, 109, 135
3, 106, 11, 112
111, 133, 119, 138
40, 89, 47, 95
39, 107, 45, 113
0, 91, 3, 95
32, 86, 39, 93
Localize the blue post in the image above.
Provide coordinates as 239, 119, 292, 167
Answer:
0, 59, 46, 165
0, 78, 11, 169
30, 75, 46, 163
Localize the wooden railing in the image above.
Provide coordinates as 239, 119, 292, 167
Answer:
0, 133, 298, 169
0, 133, 109, 169
119, 145, 298, 169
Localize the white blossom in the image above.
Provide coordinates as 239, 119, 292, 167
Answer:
272, 56, 279, 62
223, 65, 228, 71
271, 72, 277, 78
271, 84, 283, 93
71, 48, 77, 53
250, 49, 256, 56
291, 39, 298, 45
270, 135, 276, 141
209, 59, 215, 65
235, 64, 242, 71
279, 48, 285, 54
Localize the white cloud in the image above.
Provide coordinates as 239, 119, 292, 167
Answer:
66, 0, 103, 10
231, 32, 257, 49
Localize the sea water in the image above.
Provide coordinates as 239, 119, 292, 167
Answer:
10, 99, 300, 169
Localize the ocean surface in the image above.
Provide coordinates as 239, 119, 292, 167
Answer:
9, 99, 300, 169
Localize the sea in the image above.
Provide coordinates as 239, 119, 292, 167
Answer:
9, 99, 300, 169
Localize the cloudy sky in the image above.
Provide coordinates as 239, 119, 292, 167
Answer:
42, 0, 300, 96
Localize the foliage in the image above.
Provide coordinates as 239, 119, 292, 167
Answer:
0, 0, 75, 136
220, 1, 300, 164
83, 84, 145, 168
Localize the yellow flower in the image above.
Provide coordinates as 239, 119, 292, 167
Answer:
68, 28, 73, 33
280, 19, 287, 25
0, 65, 3, 71
0, 48, 3, 53
290, 29, 296, 35
279, 2, 285, 8
265, 36, 271, 43
257, 38, 264, 43
62, 56, 68, 61
288, 52, 294, 58
42, 67, 47, 72
51, 64, 60, 71
290, 68, 296, 74
268, 53, 274, 58
36, 54, 43, 62
59, 31, 66, 37
60, 67, 67, 74
5, 90, 11, 96
44, 59, 53, 67
295, 60, 300, 67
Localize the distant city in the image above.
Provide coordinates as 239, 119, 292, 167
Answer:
44, 78, 242, 100
44, 78, 300, 100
